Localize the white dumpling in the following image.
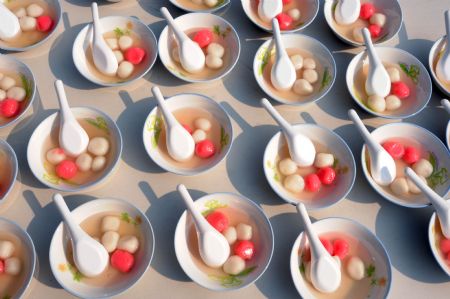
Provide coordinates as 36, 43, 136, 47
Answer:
46, 148, 66, 165
117, 235, 139, 254
223, 255, 245, 275
412, 159, 433, 178
346, 256, 365, 280
192, 129, 206, 143
6, 86, 26, 102
204, 0, 218, 7
117, 61, 134, 79
0, 76, 16, 91
284, 174, 305, 193
106, 38, 119, 51
172, 47, 181, 63
26, 4, 44, 18
288, 8, 301, 21
14, 8, 26, 18
390, 177, 409, 196
367, 95, 386, 112
303, 58, 316, 70
222, 226, 237, 245
75, 153, 93, 172
114, 50, 124, 63
385, 95, 402, 111
207, 43, 225, 58
370, 13, 387, 27
119, 35, 133, 51
88, 137, 110, 156
314, 153, 334, 168
0, 240, 15, 259
302, 69, 319, 84
92, 156, 106, 172
101, 231, 119, 253
236, 223, 252, 241
278, 158, 297, 176
352, 27, 364, 43
387, 67, 401, 82
293, 79, 313, 95
406, 175, 426, 194
5, 257, 21, 276
0, 90, 6, 101
205, 54, 223, 69
19, 16, 37, 32
101, 216, 120, 232
194, 118, 212, 131
290, 54, 303, 70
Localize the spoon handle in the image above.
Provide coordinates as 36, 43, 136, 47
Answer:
151, 86, 180, 128
53, 194, 84, 242
91, 2, 102, 41
442, 99, 450, 114
55, 80, 76, 123
348, 109, 382, 151
160, 7, 189, 43
405, 168, 449, 211
296, 203, 328, 259
272, 18, 286, 60
362, 28, 381, 67
177, 184, 210, 232
261, 98, 294, 136
445, 10, 450, 45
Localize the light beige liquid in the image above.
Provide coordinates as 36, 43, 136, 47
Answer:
0, 70, 31, 127
433, 42, 450, 92
262, 48, 325, 103
157, 107, 222, 169
66, 212, 142, 286
434, 217, 450, 270
250, 0, 309, 29
85, 25, 147, 84
354, 62, 417, 115
41, 119, 114, 185
301, 232, 376, 299
0, 150, 13, 198
1, 0, 55, 48
176, 0, 219, 11
0, 232, 29, 299
187, 206, 260, 277
170, 28, 230, 80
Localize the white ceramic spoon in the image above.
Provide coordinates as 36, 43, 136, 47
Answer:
362, 28, 391, 97
270, 18, 296, 91
160, 7, 205, 74
261, 98, 315, 167
405, 167, 450, 238
177, 184, 230, 268
151, 86, 195, 162
53, 194, 109, 277
436, 10, 450, 84
297, 203, 341, 293
258, 0, 283, 23
348, 109, 396, 186
0, 3, 21, 41
334, 0, 360, 25
442, 99, 450, 114
91, 2, 118, 76
55, 80, 89, 157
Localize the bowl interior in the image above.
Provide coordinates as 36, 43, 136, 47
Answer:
73, 16, 158, 86
428, 213, 450, 276
0, 217, 36, 298
174, 192, 274, 291
49, 198, 154, 298
429, 36, 450, 97
27, 107, 122, 192
290, 217, 391, 299
263, 124, 356, 209
324, 0, 402, 46
0, 140, 18, 202
143, 93, 233, 175
346, 47, 432, 119
241, 0, 319, 33
169, 0, 230, 13
361, 123, 450, 208
253, 34, 336, 105
158, 12, 240, 83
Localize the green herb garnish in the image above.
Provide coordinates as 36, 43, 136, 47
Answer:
85, 117, 110, 134
258, 47, 271, 76
219, 126, 229, 153
299, 262, 305, 274
366, 264, 376, 278
114, 27, 130, 38
427, 152, 449, 189
319, 67, 332, 91
208, 266, 257, 288
147, 115, 163, 148
68, 263, 84, 282
20, 74, 32, 100
399, 62, 420, 84
201, 199, 228, 216
212, 25, 231, 38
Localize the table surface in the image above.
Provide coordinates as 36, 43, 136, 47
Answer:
1, 0, 450, 298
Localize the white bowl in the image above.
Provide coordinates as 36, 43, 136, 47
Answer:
158, 12, 240, 83
0, 55, 37, 130
0, 0, 62, 52
49, 198, 155, 298
0, 139, 18, 203
253, 33, 336, 106
263, 124, 356, 210
174, 192, 274, 291
428, 213, 450, 277
241, 0, 319, 33
429, 36, 450, 97
27, 107, 123, 192
143, 93, 233, 176
0, 217, 36, 299
170, 0, 230, 13
346, 47, 432, 119
446, 119, 450, 150
361, 123, 450, 208
324, 0, 402, 47
73, 16, 158, 87
290, 217, 392, 299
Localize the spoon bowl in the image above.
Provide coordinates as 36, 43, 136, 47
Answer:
0, 3, 21, 41
334, 0, 360, 25
258, 0, 282, 23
